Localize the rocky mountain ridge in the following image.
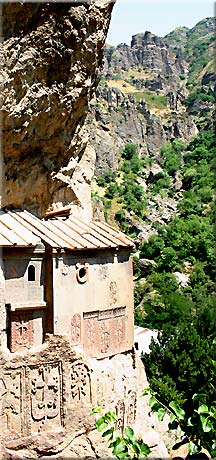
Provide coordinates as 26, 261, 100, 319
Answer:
88, 88, 198, 180
104, 30, 185, 90
89, 17, 214, 235
89, 17, 214, 179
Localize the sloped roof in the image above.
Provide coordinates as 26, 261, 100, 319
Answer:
134, 325, 158, 355
0, 209, 135, 250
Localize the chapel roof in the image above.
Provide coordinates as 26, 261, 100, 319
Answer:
0, 209, 135, 250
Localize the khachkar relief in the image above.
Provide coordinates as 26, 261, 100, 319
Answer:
10, 310, 33, 352
0, 371, 23, 439
71, 361, 91, 404
83, 310, 99, 354
83, 307, 126, 356
115, 392, 137, 436
109, 281, 118, 305
115, 400, 125, 435
125, 390, 137, 426
71, 314, 81, 345
27, 362, 63, 434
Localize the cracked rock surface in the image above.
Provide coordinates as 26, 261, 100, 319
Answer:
1, 1, 113, 218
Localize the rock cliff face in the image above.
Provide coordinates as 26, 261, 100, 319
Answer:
88, 19, 213, 178
85, 27, 203, 177
103, 31, 185, 89
1, 1, 113, 219
88, 84, 197, 176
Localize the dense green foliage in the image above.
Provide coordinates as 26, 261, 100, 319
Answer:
135, 130, 215, 323
96, 143, 148, 227
135, 130, 216, 452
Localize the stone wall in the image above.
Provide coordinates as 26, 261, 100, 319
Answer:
53, 249, 134, 357
0, 335, 169, 459
3, 248, 45, 308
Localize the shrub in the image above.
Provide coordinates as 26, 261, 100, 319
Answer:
122, 143, 137, 160
96, 171, 117, 187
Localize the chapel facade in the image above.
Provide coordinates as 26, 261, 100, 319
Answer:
0, 209, 135, 358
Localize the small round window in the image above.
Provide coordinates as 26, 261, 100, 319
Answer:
28, 264, 36, 281
76, 263, 88, 284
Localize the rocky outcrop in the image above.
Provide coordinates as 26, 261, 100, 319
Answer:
91, 18, 214, 178
1, 1, 114, 219
103, 31, 185, 89
88, 84, 197, 175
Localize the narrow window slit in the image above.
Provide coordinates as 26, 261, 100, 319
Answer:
28, 265, 35, 281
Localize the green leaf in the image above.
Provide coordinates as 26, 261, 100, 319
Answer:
149, 396, 158, 409
187, 417, 194, 427
170, 413, 177, 423
139, 441, 151, 456
192, 393, 206, 401
95, 416, 109, 432
209, 406, 216, 417
200, 415, 213, 432
197, 404, 209, 414
188, 441, 200, 455
142, 388, 153, 396
102, 428, 114, 438
105, 411, 118, 422
157, 407, 166, 422
169, 401, 185, 420
131, 442, 140, 455
109, 437, 121, 450
95, 416, 104, 429
108, 441, 115, 449
113, 440, 127, 456
90, 407, 102, 414
97, 422, 109, 432
124, 426, 135, 440
116, 451, 128, 459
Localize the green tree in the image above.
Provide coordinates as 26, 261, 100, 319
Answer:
122, 143, 138, 160
143, 322, 215, 416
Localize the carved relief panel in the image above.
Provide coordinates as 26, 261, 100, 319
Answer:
83, 307, 126, 356
115, 391, 137, 436
71, 314, 81, 345
10, 310, 33, 352
125, 390, 137, 426
71, 361, 91, 404
115, 316, 125, 349
115, 400, 125, 435
109, 281, 118, 305
0, 357, 94, 443
83, 311, 99, 354
0, 371, 23, 439
95, 378, 104, 406
26, 362, 63, 434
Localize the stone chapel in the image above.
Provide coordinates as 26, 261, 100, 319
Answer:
0, 208, 135, 357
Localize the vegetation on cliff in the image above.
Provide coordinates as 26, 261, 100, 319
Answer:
93, 17, 215, 457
